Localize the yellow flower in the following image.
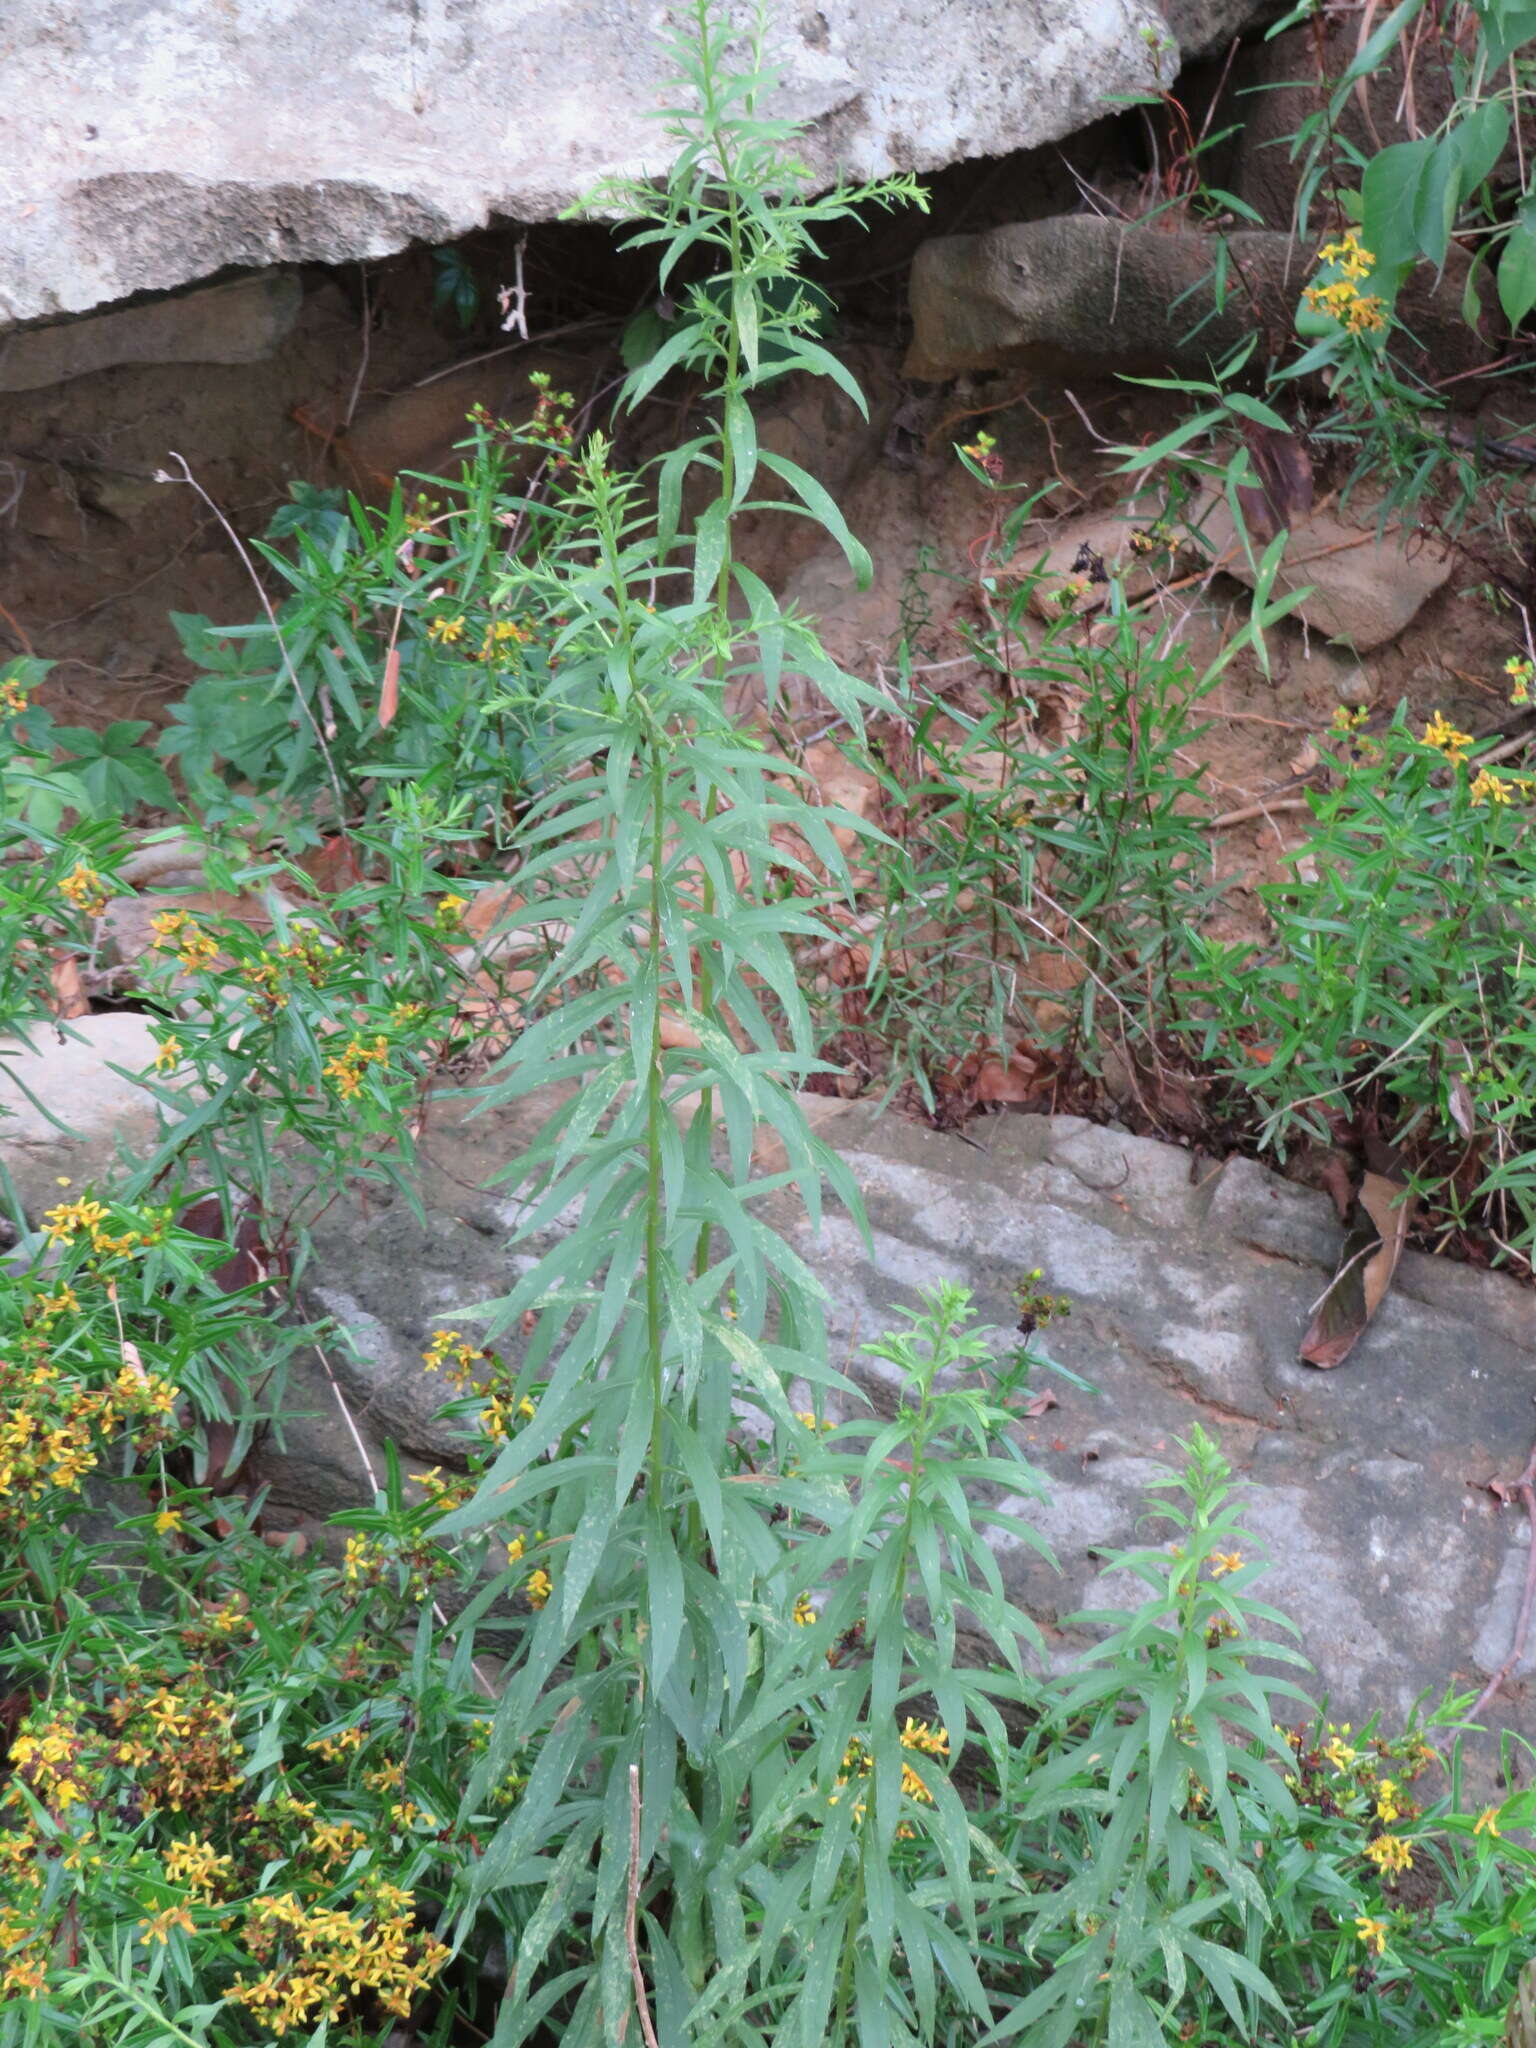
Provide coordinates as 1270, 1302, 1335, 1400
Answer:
1375, 1778, 1401, 1823
1505, 655, 1533, 705
140, 1905, 196, 1945
426, 615, 466, 645
1470, 770, 1512, 807
1422, 711, 1474, 761
153, 1036, 182, 1073
525, 1568, 553, 1609
1209, 1551, 1244, 1578
0, 675, 29, 715
1474, 1804, 1502, 1838
1318, 232, 1375, 280
506, 1534, 526, 1566
792, 1592, 816, 1627
164, 1837, 232, 1894
1355, 1914, 1388, 1954
1365, 1832, 1414, 1875
1343, 293, 1387, 334
58, 863, 108, 916
435, 893, 468, 931
1323, 1735, 1357, 1770
35, 1285, 78, 1318
42, 1197, 108, 1246
153, 1507, 183, 1535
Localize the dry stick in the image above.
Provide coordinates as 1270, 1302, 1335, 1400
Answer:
1202, 792, 1316, 831
1465, 1429, 1536, 1728
341, 265, 373, 432
626, 1765, 662, 2048
312, 1338, 497, 1700
156, 453, 348, 829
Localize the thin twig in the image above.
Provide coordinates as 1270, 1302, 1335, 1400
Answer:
1202, 793, 1315, 830
1465, 1426, 1536, 1728
156, 453, 348, 827
312, 1338, 497, 1700
626, 1764, 662, 2048
342, 266, 372, 431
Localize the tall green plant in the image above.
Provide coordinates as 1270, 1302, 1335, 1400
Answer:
430, 7, 932, 2040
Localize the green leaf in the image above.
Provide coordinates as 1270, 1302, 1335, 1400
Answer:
1498, 204, 1536, 327
1360, 139, 1434, 283
754, 450, 872, 587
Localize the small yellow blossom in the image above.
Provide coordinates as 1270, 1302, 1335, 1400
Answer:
525, 1568, 553, 1609
1474, 1805, 1502, 1839
153, 1036, 182, 1073
1422, 711, 1474, 762
1209, 1551, 1244, 1578
140, 1905, 196, 1945
1365, 1832, 1414, 1875
1505, 655, 1533, 705
793, 1592, 816, 1627
153, 1507, 183, 1535
426, 614, 466, 644
59, 863, 108, 916
1355, 1914, 1388, 1954
1375, 1778, 1401, 1824
1318, 232, 1375, 280
1470, 769, 1512, 807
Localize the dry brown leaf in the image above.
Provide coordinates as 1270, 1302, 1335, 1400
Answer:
1504, 1958, 1536, 2048
48, 950, 89, 1019
1023, 1389, 1059, 1419
378, 644, 401, 730
973, 1051, 1042, 1105
1300, 1170, 1414, 1368
1236, 422, 1314, 546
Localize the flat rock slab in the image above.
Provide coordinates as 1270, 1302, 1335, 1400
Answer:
1, 0, 1230, 330
1199, 498, 1456, 654
288, 1093, 1536, 1747
783, 1110, 1536, 1744
8, 1022, 1535, 1749
0, 272, 302, 392
904, 216, 1493, 385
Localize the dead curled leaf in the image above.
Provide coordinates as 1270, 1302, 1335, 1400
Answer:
1022, 1389, 1058, 1419
1299, 1170, 1414, 1369
48, 950, 90, 1019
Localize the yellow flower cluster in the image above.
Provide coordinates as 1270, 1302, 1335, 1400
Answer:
1507, 654, 1534, 705
240, 931, 333, 1016
164, 1834, 235, 1893
0, 1316, 178, 1525
58, 861, 108, 917
322, 1034, 389, 1100
149, 909, 221, 973
422, 1328, 486, 1389
1364, 1831, 1414, 1876
42, 1194, 151, 1261
1422, 710, 1474, 761
480, 617, 530, 662
828, 1720, 951, 1822
426, 614, 466, 645
1303, 233, 1387, 334
0, 673, 28, 715
225, 1885, 450, 2036
434, 892, 468, 932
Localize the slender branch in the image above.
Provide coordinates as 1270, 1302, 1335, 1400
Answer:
626, 1764, 662, 2048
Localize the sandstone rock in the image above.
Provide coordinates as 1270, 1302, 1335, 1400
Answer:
0, 1013, 163, 1222
15, 1009, 1535, 1747
1198, 496, 1455, 653
0, 272, 302, 393
285, 1082, 1536, 1745
3, 0, 1198, 332
904, 215, 1493, 383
